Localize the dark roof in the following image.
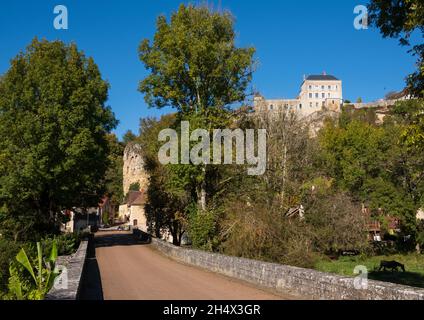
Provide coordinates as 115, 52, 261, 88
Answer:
126, 191, 147, 206
306, 75, 339, 81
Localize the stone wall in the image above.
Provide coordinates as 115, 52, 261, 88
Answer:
45, 240, 88, 300
147, 235, 424, 300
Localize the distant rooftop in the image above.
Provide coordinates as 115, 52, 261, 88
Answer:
306, 74, 339, 81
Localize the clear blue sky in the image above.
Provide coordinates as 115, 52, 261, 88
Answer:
0, 0, 417, 139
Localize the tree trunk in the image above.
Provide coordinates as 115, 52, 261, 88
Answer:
198, 166, 207, 212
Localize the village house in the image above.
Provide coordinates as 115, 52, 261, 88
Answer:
118, 190, 148, 232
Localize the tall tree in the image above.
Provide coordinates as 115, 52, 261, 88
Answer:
138, 4, 255, 211
122, 130, 137, 145
103, 134, 125, 208
0, 39, 117, 240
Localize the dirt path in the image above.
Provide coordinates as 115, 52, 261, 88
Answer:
95, 231, 295, 300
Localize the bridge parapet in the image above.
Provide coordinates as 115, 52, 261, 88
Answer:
146, 232, 424, 300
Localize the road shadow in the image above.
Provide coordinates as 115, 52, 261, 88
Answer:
79, 236, 104, 300
94, 230, 151, 249
369, 271, 424, 289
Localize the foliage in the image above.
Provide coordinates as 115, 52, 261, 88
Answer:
138, 4, 255, 216
140, 115, 191, 245
122, 130, 137, 145
393, 99, 424, 150
304, 193, 369, 254
7, 241, 59, 300
187, 204, 220, 251
128, 182, 141, 192
103, 134, 125, 207
138, 4, 255, 114
41, 233, 81, 257
317, 104, 424, 237
0, 239, 21, 293
368, 0, 424, 96
0, 38, 117, 241
220, 196, 317, 269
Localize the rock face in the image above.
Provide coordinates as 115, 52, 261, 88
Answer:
122, 143, 149, 195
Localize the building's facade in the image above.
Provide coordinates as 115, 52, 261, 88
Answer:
118, 191, 148, 232
254, 73, 343, 117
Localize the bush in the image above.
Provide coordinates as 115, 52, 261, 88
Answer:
188, 206, 220, 251
0, 239, 21, 293
41, 233, 81, 257
220, 199, 317, 268
304, 193, 370, 255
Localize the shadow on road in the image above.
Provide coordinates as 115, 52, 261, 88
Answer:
79, 231, 152, 300
95, 231, 151, 248
79, 236, 104, 300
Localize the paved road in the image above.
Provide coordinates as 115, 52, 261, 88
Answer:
94, 231, 294, 300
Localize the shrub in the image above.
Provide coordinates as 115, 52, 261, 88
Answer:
41, 233, 81, 257
7, 241, 59, 300
0, 240, 21, 294
304, 193, 370, 255
220, 199, 317, 268
188, 206, 220, 251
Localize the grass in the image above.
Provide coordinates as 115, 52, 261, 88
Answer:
315, 254, 424, 288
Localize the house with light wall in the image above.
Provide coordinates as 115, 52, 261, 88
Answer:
254, 73, 343, 116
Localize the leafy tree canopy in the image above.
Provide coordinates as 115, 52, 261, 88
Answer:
368, 0, 424, 96
0, 38, 117, 240
138, 4, 255, 115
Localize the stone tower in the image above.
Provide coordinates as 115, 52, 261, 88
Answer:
122, 143, 149, 195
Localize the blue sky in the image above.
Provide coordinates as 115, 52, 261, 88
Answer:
0, 0, 418, 139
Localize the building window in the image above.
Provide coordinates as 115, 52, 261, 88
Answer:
328, 85, 331, 90
309, 93, 312, 98
322, 93, 325, 98
315, 93, 319, 98
310, 102, 313, 107
270, 105, 274, 110
316, 102, 319, 107
299, 104, 302, 109
321, 85, 324, 90
309, 85, 312, 90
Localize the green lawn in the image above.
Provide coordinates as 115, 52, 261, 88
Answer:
315, 254, 424, 288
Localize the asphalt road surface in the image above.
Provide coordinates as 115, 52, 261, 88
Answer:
94, 231, 295, 300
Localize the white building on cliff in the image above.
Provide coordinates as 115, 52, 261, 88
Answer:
254, 73, 343, 116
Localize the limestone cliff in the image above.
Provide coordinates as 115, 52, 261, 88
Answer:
122, 143, 149, 195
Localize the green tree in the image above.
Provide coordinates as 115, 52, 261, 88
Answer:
104, 134, 124, 208
140, 115, 191, 245
368, 0, 424, 96
138, 4, 255, 211
122, 130, 137, 145
318, 108, 423, 239
0, 39, 117, 241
